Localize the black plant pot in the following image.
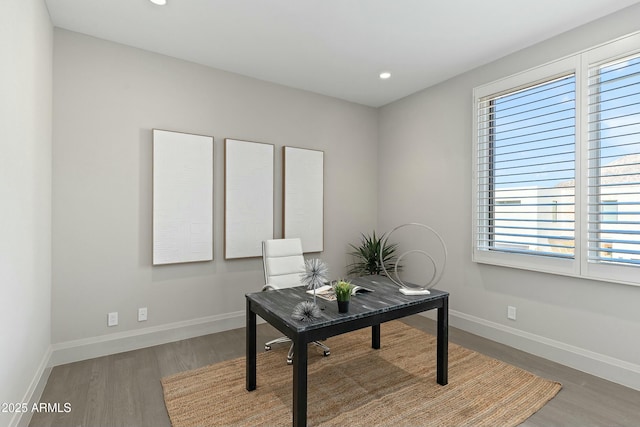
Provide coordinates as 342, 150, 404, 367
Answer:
337, 300, 349, 313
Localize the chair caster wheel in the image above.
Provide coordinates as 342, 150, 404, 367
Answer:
265, 345, 272, 351
287, 358, 293, 365
323, 351, 330, 357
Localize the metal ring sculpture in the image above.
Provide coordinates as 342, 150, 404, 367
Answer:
380, 223, 448, 291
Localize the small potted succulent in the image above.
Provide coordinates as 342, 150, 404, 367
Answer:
334, 280, 353, 313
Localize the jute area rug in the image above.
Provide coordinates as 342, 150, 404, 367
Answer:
161, 321, 561, 427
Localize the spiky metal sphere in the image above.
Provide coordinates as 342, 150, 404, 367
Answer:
300, 258, 329, 291
291, 301, 322, 321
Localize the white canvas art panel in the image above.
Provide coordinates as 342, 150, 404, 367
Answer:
283, 146, 324, 253
153, 129, 213, 265
225, 139, 274, 259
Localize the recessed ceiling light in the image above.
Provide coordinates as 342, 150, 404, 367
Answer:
379, 72, 391, 80
149, 0, 167, 5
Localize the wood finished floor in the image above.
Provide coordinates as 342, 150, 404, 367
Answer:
30, 315, 640, 427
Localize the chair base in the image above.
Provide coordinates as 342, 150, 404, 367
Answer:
264, 336, 291, 351
265, 337, 330, 364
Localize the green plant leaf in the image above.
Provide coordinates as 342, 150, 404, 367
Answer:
346, 230, 401, 277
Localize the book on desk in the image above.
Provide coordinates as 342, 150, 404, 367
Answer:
306, 284, 373, 301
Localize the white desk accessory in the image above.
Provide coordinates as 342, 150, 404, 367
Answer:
380, 223, 448, 295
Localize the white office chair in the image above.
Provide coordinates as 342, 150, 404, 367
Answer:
262, 238, 331, 364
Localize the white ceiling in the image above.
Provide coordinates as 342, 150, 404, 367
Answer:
45, 0, 640, 107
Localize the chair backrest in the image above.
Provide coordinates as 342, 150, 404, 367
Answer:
262, 238, 305, 289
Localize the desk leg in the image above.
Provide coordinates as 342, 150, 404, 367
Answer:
437, 296, 448, 386
246, 299, 257, 391
372, 324, 381, 349
292, 335, 308, 427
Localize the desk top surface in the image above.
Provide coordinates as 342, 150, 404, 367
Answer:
246, 275, 448, 333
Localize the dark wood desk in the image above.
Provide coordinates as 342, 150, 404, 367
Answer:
246, 275, 449, 427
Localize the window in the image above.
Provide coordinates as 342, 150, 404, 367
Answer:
473, 32, 640, 286
477, 74, 576, 259
587, 53, 640, 268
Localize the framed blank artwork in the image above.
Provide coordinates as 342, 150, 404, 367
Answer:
225, 139, 274, 259
283, 146, 324, 253
153, 129, 213, 265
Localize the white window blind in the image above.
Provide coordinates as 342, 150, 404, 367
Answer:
476, 75, 576, 259
587, 53, 640, 267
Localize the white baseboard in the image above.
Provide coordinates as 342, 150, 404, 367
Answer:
446, 309, 640, 392
50, 310, 247, 367
11, 347, 52, 427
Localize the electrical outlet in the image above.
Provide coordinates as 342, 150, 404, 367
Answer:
108, 312, 118, 327
507, 306, 517, 321
138, 307, 147, 322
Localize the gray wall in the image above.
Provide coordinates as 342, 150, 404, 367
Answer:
0, 0, 53, 425
378, 4, 640, 389
52, 29, 378, 344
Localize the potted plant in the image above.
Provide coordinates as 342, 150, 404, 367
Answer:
347, 231, 400, 277
334, 280, 353, 313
